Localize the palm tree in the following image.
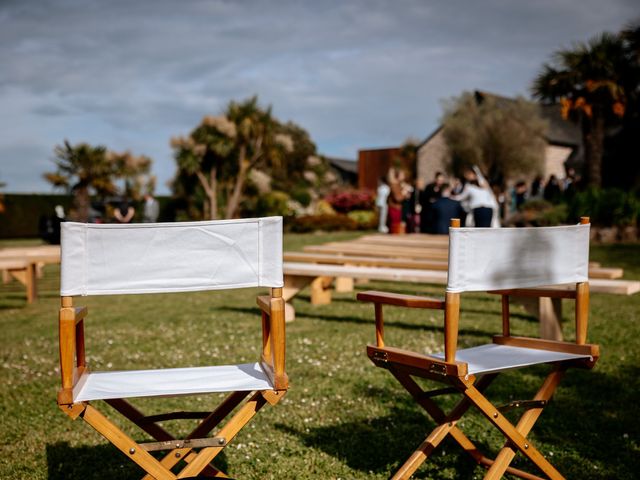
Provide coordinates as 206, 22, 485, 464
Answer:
532, 32, 627, 187
44, 141, 119, 221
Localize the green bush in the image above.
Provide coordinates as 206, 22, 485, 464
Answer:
255, 191, 292, 217
568, 188, 640, 227
287, 214, 357, 233
347, 210, 378, 229
290, 186, 312, 207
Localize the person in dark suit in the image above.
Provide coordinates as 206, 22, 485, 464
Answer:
419, 171, 445, 233
431, 183, 465, 234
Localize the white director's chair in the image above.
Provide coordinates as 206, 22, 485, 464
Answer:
56, 217, 287, 479
358, 218, 599, 479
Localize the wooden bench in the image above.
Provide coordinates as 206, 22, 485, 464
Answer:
0, 258, 37, 303
282, 261, 640, 341
283, 251, 623, 279
304, 242, 450, 260
0, 245, 61, 303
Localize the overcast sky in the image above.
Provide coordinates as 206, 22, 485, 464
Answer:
1, 0, 637, 194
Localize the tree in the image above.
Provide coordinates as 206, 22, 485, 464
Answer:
171, 115, 236, 219
110, 151, 153, 200
441, 92, 548, 185
44, 140, 152, 221
0, 178, 5, 214
44, 141, 118, 221
532, 32, 627, 187
171, 96, 298, 220
224, 96, 285, 219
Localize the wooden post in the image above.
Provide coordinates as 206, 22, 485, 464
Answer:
270, 287, 287, 390
539, 297, 563, 341
576, 217, 590, 345
310, 276, 332, 305
501, 295, 510, 337
58, 296, 75, 403
444, 219, 460, 363
335, 276, 354, 293
25, 263, 37, 303
261, 311, 272, 360
374, 303, 384, 347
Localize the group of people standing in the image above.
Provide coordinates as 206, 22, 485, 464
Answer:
377, 166, 580, 235
376, 166, 500, 235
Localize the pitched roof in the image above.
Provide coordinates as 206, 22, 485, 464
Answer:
326, 157, 358, 174
474, 90, 581, 147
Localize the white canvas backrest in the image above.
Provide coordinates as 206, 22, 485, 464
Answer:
60, 217, 283, 296
446, 223, 590, 293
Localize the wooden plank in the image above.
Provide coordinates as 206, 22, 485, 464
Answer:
284, 262, 448, 284
358, 233, 450, 245
0, 258, 29, 269
588, 267, 623, 279
357, 290, 445, 309
305, 242, 450, 260
284, 262, 637, 295
283, 251, 449, 271
0, 245, 60, 255
354, 234, 449, 248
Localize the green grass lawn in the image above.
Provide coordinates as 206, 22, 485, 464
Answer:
1, 233, 639, 479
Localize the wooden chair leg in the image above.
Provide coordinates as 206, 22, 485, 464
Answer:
482, 369, 565, 480
389, 369, 497, 478
135, 391, 250, 480
81, 404, 177, 480
461, 378, 565, 480
176, 392, 268, 478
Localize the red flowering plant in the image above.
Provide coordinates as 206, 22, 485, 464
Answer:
324, 189, 375, 213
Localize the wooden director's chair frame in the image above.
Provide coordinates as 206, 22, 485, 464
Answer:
56, 218, 288, 479
57, 289, 287, 479
358, 218, 599, 480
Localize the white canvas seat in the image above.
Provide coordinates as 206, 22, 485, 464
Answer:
74, 362, 273, 402
56, 217, 288, 480
358, 218, 599, 480
432, 344, 592, 376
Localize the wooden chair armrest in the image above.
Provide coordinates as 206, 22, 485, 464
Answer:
357, 290, 445, 310
61, 305, 88, 323
488, 288, 577, 299
256, 295, 271, 315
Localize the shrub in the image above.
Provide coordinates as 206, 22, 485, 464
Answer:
255, 191, 292, 217
511, 199, 568, 226
324, 189, 374, 213
290, 186, 312, 207
287, 214, 357, 233
567, 188, 640, 227
347, 210, 378, 229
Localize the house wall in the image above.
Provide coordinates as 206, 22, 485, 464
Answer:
543, 144, 572, 179
358, 147, 402, 191
416, 129, 449, 185
417, 128, 572, 185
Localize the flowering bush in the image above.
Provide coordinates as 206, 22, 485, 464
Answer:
324, 189, 374, 213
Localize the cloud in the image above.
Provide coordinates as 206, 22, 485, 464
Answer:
0, 0, 637, 192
